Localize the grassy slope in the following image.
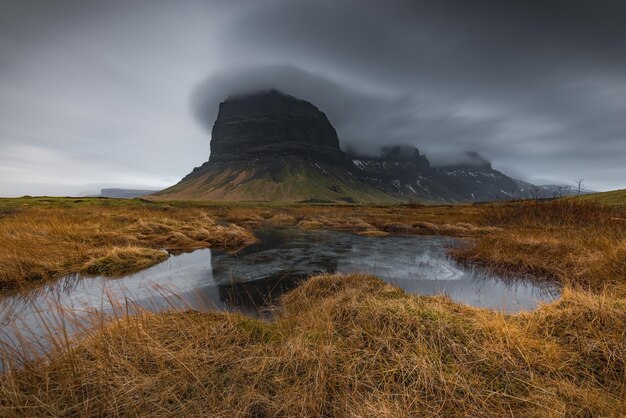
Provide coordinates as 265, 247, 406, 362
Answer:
152, 163, 404, 203
577, 188, 626, 210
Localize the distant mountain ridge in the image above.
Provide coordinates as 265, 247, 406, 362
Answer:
346, 147, 525, 202
92, 188, 158, 198
153, 90, 574, 203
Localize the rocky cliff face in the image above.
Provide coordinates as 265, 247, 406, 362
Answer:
431, 152, 521, 201
208, 89, 350, 167
350, 146, 430, 180
347, 146, 459, 202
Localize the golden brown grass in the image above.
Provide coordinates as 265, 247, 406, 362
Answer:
0, 206, 256, 290
453, 200, 626, 295
1, 274, 624, 417
255, 204, 489, 237
1, 197, 625, 416
81, 246, 169, 276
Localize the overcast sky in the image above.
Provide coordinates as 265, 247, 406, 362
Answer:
1, 0, 625, 196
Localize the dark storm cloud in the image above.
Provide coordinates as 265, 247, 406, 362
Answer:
219, 0, 626, 187
1, 0, 625, 195
192, 64, 510, 160
192, 65, 420, 154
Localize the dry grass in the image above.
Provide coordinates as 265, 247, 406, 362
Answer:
1, 197, 625, 416
81, 246, 169, 276
255, 204, 490, 237
481, 199, 620, 227
1, 274, 624, 417
0, 206, 256, 290
453, 200, 626, 295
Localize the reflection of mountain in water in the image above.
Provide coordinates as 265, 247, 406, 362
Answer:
209, 227, 560, 313
212, 228, 339, 311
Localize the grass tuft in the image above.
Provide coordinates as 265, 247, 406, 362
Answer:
1, 274, 624, 416
81, 246, 169, 276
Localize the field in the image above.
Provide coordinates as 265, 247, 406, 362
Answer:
0, 196, 625, 416
0, 199, 256, 291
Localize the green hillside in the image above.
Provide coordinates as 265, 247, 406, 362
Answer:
152, 162, 403, 204
578, 189, 626, 210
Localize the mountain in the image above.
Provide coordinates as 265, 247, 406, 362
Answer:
153, 89, 543, 203
153, 90, 399, 203
347, 146, 463, 202
430, 152, 522, 202
348, 149, 527, 203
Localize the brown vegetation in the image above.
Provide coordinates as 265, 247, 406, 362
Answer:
253, 204, 490, 237
1, 197, 625, 416
81, 247, 169, 276
453, 200, 626, 295
1, 274, 624, 416
0, 206, 256, 290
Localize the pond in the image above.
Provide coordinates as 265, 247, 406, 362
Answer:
0, 228, 559, 360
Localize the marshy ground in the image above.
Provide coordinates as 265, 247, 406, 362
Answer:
0, 196, 625, 416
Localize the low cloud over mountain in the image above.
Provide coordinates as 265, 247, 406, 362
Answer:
1, 0, 625, 195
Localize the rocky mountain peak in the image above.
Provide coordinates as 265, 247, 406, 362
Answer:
379, 145, 430, 167
208, 89, 347, 166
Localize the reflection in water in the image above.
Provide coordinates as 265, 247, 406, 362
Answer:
0, 228, 560, 360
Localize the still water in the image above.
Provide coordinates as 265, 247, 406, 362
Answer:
0, 228, 559, 357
